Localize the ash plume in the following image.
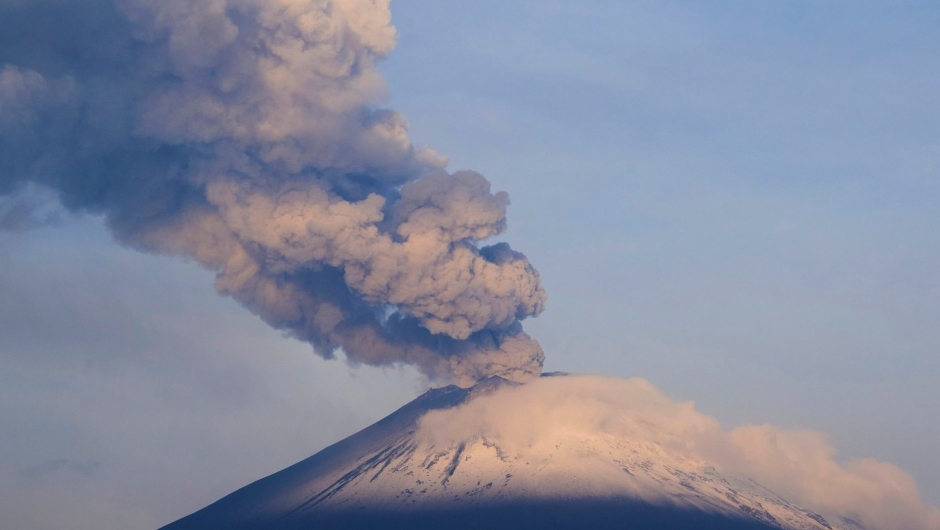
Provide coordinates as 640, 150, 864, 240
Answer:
0, 0, 546, 386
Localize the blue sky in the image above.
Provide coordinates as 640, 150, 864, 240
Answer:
0, 2, 938, 528
384, 0, 940, 497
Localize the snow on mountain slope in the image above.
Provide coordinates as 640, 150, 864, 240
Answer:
299, 419, 839, 529
161, 375, 938, 530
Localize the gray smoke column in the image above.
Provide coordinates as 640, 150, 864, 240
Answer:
0, 0, 546, 386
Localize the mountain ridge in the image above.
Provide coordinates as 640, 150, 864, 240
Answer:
160, 375, 863, 530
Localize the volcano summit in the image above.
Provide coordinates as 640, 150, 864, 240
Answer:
160, 375, 939, 530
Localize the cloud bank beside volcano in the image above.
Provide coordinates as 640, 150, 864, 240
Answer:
0, 0, 546, 385
418, 376, 940, 530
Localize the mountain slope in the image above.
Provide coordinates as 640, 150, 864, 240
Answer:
160, 376, 860, 530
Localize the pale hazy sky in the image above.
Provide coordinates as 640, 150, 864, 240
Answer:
1, 2, 938, 529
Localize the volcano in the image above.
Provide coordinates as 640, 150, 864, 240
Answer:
161, 375, 865, 530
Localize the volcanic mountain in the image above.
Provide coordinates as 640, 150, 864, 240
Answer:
161, 375, 877, 530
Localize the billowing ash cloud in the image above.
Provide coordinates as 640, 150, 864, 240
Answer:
0, 0, 546, 386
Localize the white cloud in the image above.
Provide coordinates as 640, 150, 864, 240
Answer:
418, 375, 940, 530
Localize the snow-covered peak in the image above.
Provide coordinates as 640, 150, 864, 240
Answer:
161, 375, 939, 530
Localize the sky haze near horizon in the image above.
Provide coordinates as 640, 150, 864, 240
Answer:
0, 1, 938, 529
